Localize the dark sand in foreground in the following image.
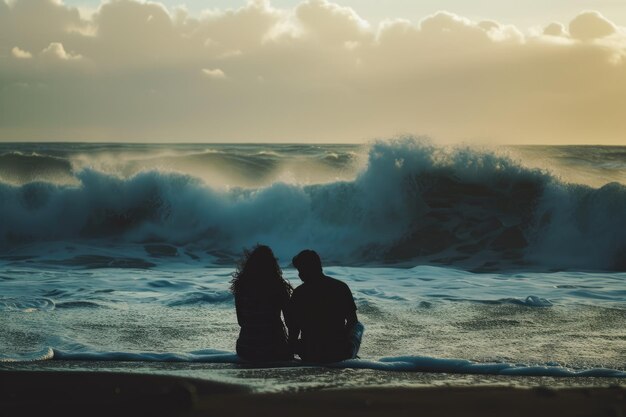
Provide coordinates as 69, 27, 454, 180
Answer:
2, 371, 624, 417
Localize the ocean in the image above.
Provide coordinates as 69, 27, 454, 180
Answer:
1, 138, 625, 389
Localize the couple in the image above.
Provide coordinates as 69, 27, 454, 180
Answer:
231, 245, 364, 363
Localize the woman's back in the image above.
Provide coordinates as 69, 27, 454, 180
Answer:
231, 245, 292, 362
235, 284, 291, 361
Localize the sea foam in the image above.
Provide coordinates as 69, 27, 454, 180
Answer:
5, 348, 623, 378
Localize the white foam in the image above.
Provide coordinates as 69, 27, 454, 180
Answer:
0, 347, 54, 362
21, 349, 623, 378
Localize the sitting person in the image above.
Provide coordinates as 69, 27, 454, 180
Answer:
230, 245, 293, 362
287, 249, 364, 363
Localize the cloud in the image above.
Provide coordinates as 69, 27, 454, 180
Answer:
202, 68, 226, 79
0, 0, 85, 53
295, 0, 370, 43
11, 46, 33, 59
569, 11, 617, 41
196, 0, 284, 51
41, 42, 82, 60
543, 22, 567, 37
420, 12, 473, 34
1, 1, 625, 144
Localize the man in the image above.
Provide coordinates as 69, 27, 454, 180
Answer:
287, 249, 363, 363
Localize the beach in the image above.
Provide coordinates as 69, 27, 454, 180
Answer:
1, 142, 625, 414
2, 370, 624, 417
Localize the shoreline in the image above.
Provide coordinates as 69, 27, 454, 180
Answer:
2, 370, 624, 417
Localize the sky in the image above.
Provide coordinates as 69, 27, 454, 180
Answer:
1, 0, 626, 144
61, 0, 626, 29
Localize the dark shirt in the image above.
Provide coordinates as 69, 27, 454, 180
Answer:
235, 285, 291, 362
287, 275, 357, 362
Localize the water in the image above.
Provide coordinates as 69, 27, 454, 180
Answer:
1, 138, 625, 388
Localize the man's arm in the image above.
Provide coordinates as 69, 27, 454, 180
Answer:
344, 283, 358, 328
286, 307, 300, 346
287, 324, 300, 352
285, 295, 301, 351
346, 309, 358, 328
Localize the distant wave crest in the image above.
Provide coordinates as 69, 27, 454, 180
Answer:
0, 152, 75, 185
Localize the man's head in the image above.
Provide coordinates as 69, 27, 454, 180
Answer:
292, 249, 323, 282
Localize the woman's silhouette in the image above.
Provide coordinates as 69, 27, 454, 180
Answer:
230, 245, 293, 362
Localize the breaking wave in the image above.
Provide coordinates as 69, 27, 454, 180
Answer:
1, 138, 625, 271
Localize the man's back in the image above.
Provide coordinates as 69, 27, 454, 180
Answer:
288, 275, 357, 362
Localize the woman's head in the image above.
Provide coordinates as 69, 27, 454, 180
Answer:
230, 245, 291, 295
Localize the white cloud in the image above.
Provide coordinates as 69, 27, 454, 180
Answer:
569, 11, 616, 41
295, 0, 371, 43
41, 42, 82, 60
11, 46, 32, 59
202, 68, 226, 78
419, 11, 473, 34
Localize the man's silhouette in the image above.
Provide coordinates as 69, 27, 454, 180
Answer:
287, 250, 363, 362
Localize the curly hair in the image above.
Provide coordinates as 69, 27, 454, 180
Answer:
230, 244, 292, 297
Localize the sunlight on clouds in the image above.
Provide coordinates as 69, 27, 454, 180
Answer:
296, 0, 370, 42
1, 0, 625, 143
41, 42, 82, 60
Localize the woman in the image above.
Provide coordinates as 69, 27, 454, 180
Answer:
230, 245, 293, 362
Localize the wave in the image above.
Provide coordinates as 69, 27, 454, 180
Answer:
1, 138, 625, 271
3, 348, 624, 378
0, 144, 360, 188
0, 297, 55, 312
0, 152, 75, 185
53, 348, 239, 363
341, 356, 626, 377
447, 296, 553, 307
165, 291, 233, 306
55, 301, 106, 309
0, 347, 55, 362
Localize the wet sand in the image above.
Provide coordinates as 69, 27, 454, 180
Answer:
1, 370, 624, 417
